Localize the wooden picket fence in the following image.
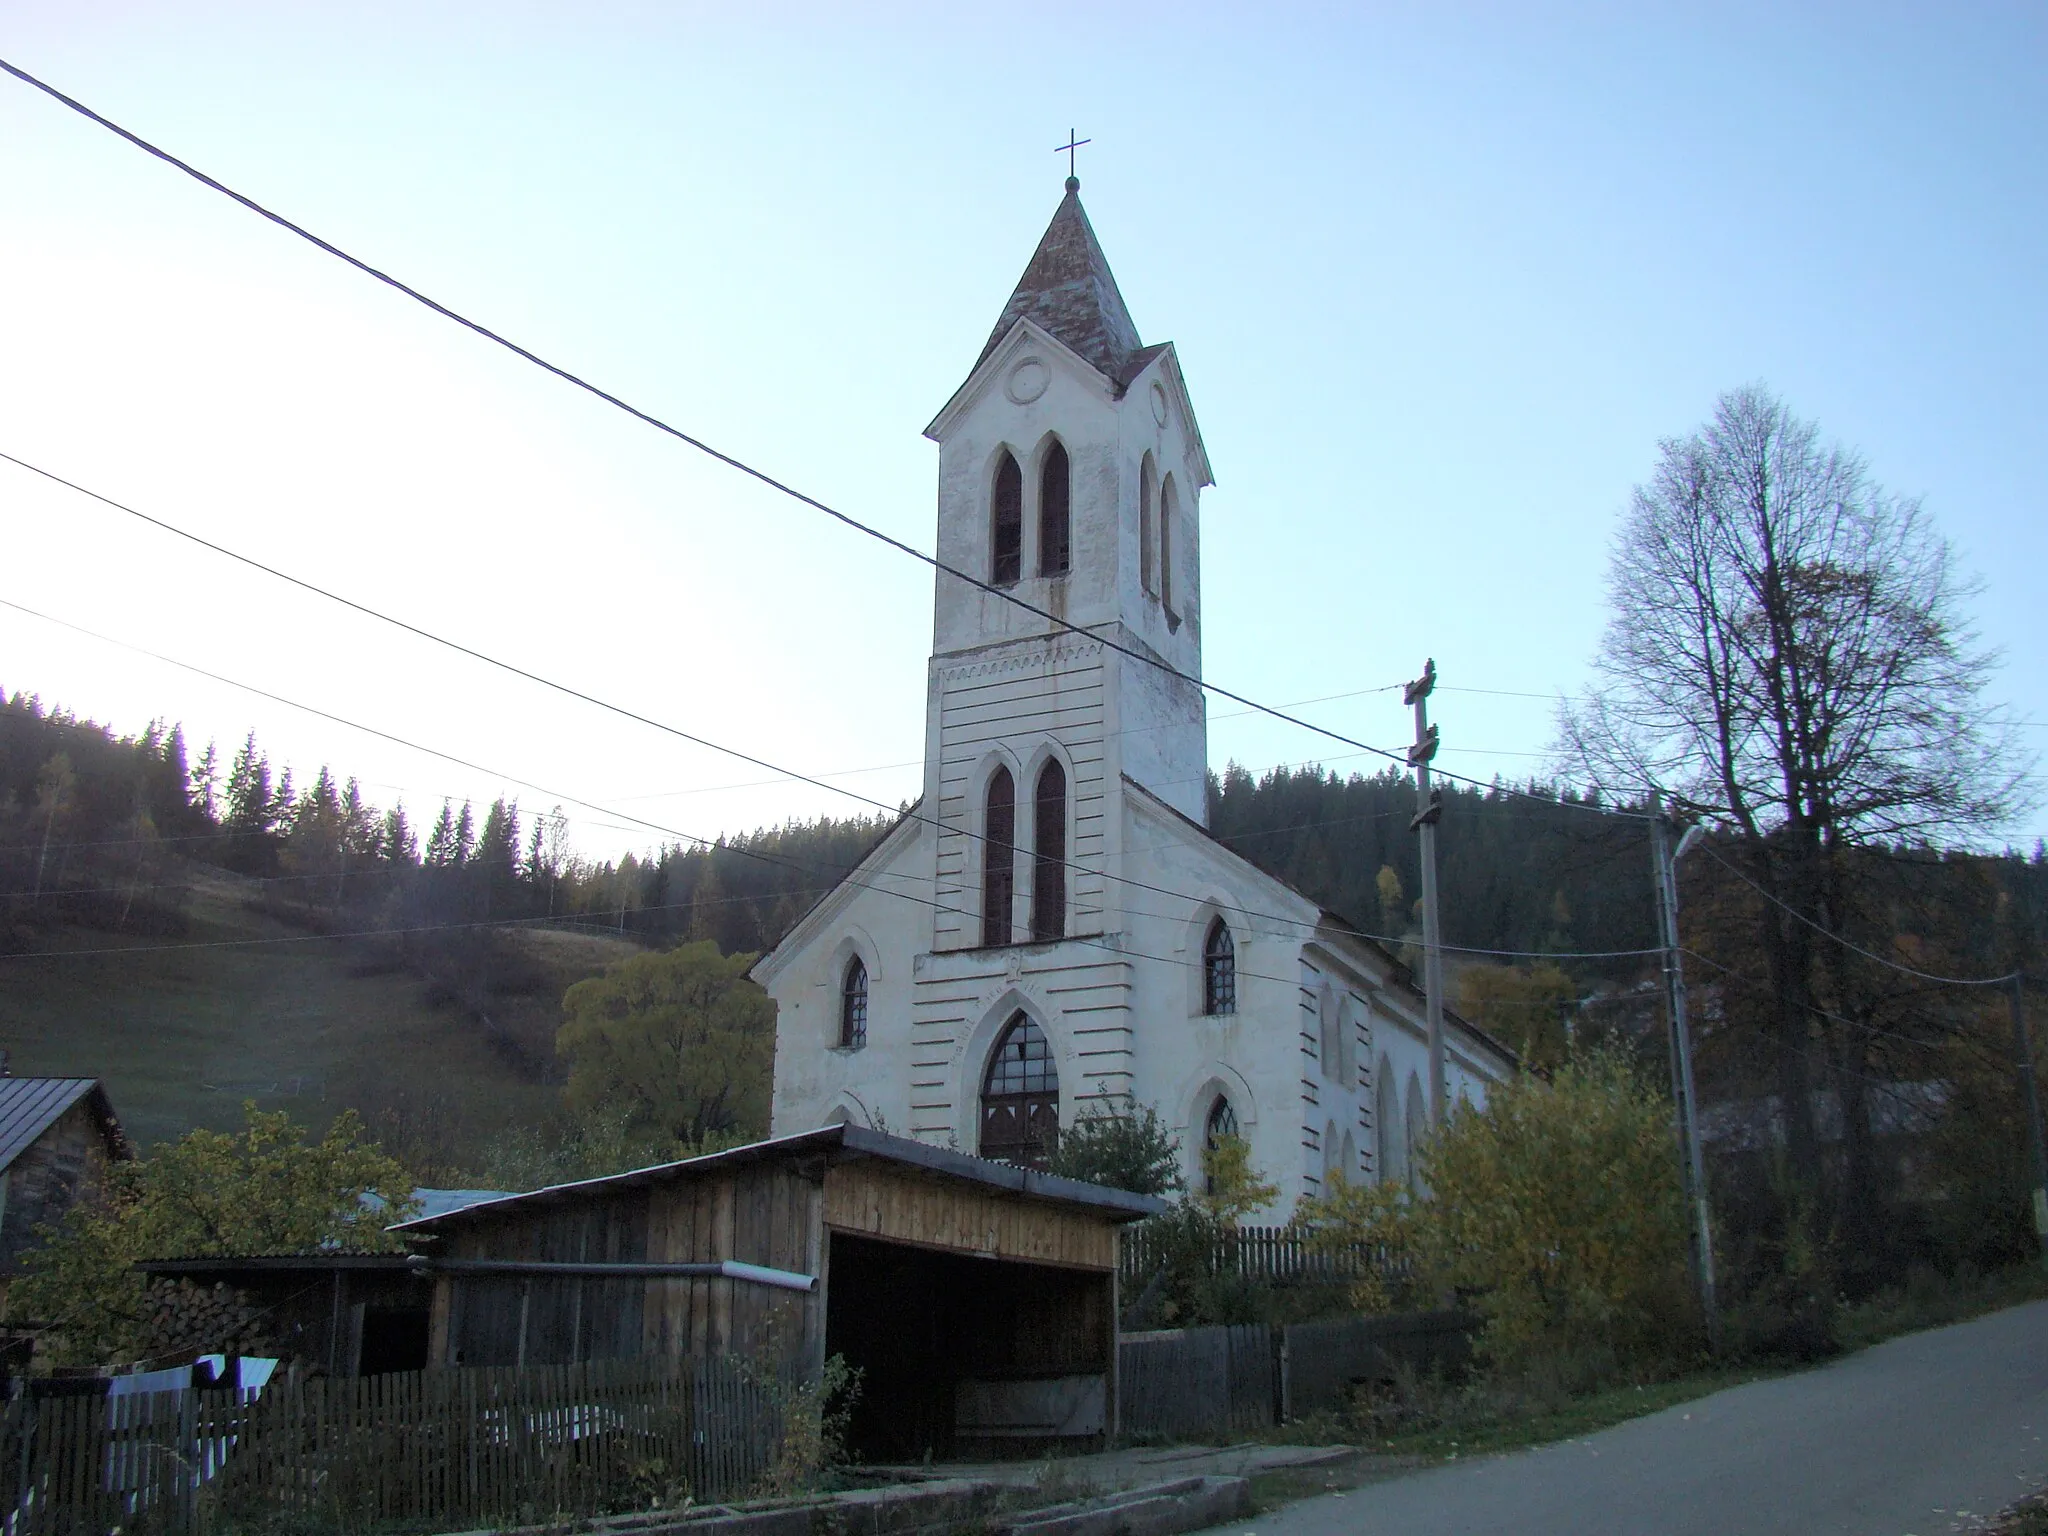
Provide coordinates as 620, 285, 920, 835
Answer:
1118, 1222, 1400, 1291
0, 1356, 805, 1536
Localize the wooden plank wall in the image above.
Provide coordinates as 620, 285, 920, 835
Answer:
643, 1163, 819, 1371
435, 1165, 821, 1374
821, 1161, 1117, 1270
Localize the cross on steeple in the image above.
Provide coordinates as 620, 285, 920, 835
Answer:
1055, 129, 1090, 187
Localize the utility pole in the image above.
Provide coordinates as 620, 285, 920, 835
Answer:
1650, 801, 1719, 1349
1406, 659, 1447, 1125
2008, 972, 2048, 1270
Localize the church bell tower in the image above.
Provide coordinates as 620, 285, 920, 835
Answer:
920, 175, 1214, 952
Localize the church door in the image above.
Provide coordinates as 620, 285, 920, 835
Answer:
980, 1013, 1059, 1166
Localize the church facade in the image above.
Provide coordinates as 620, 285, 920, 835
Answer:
755, 179, 1514, 1210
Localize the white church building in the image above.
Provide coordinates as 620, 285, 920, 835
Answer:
755, 177, 1515, 1210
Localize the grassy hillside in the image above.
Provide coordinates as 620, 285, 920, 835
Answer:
0, 866, 641, 1151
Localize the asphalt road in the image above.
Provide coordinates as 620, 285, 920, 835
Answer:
1248, 1300, 2048, 1536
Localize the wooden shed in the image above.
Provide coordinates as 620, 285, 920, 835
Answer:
391, 1126, 1164, 1458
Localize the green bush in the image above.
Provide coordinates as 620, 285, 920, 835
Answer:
1299, 1051, 1696, 1378
1045, 1096, 1182, 1196
13, 1103, 417, 1365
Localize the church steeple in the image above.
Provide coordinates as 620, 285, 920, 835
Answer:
973, 181, 1144, 384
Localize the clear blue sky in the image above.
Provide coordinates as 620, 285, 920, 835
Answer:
2, 2, 2041, 858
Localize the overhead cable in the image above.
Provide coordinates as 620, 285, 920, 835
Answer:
1694, 842, 2017, 988
0, 593, 1665, 967
0, 59, 1636, 821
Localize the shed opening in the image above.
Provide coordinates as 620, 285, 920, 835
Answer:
824, 1232, 1111, 1461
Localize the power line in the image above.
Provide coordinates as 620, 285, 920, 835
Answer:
0, 593, 1666, 969
1693, 842, 2016, 988
0, 456, 1667, 959
1681, 947, 2015, 1073
0, 62, 1637, 823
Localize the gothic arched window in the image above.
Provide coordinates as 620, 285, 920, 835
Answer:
992, 451, 1023, 587
1202, 1095, 1239, 1196
1202, 918, 1236, 1015
980, 1013, 1058, 1165
1376, 1057, 1401, 1186
982, 766, 1015, 947
1405, 1073, 1427, 1190
839, 955, 868, 1049
1159, 473, 1178, 617
1038, 441, 1071, 577
1031, 759, 1066, 942
1139, 455, 1157, 597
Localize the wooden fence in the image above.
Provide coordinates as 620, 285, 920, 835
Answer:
0, 1356, 803, 1535
1117, 1311, 1477, 1439
1117, 1222, 1400, 1291
1118, 1324, 1278, 1442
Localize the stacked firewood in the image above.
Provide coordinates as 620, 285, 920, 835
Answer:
139, 1277, 278, 1360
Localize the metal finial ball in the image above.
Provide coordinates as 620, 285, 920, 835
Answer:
1065, 175, 1080, 192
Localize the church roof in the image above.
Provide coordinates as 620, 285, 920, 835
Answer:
975, 179, 1144, 384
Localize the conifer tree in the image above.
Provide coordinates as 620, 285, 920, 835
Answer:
453, 800, 475, 867
270, 767, 296, 837
424, 801, 458, 868
189, 740, 221, 822
471, 798, 522, 916
339, 779, 369, 854
223, 733, 273, 837
381, 804, 418, 866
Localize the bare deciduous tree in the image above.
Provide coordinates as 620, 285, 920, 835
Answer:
1559, 385, 2033, 1268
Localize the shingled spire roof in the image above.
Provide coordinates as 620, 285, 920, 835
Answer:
975, 178, 1144, 383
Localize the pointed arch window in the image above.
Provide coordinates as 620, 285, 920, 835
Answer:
1038, 441, 1071, 577
1031, 759, 1066, 942
1139, 455, 1157, 597
981, 1013, 1059, 1165
1202, 918, 1236, 1015
839, 956, 868, 1049
1405, 1074, 1427, 1190
992, 451, 1023, 587
982, 767, 1015, 947
1376, 1060, 1401, 1186
1202, 1095, 1239, 1196
1159, 473, 1178, 618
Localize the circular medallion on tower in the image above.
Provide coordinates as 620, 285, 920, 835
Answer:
1005, 356, 1050, 405
1150, 379, 1169, 427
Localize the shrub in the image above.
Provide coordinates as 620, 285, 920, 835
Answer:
13, 1103, 417, 1364
1045, 1096, 1182, 1196
1299, 1051, 1696, 1377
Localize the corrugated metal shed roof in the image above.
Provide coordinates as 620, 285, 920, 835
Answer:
391, 1124, 1167, 1236
412, 1188, 514, 1221
0, 1077, 127, 1172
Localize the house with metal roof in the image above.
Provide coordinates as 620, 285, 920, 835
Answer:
0, 1076, 129, 1305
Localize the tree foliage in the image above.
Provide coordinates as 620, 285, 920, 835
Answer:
1198, 1133, 1279, 1227
1298, 1054, 1693, 1376
1045, 1096, 1182, 1196
1559, 385, 2037, 1291
11, 1103, 417, 1365
1456, 962, 1580, 1070
557, 941, 775, 1144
